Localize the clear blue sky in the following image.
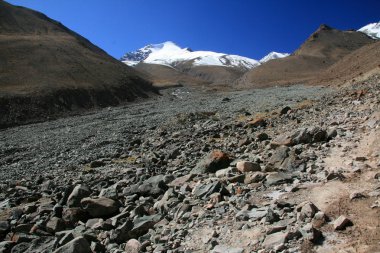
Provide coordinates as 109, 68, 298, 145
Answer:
6, 0, 380, 60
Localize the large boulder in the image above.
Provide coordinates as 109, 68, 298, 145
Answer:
191, 150, 231, 174
80, 197, 119, 218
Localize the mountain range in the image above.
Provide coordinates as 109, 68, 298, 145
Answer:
121, 22, 379, 88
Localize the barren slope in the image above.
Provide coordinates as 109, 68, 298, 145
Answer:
311, 40, 380, 85
237, 24, 375, 88
0, 1, 156, 128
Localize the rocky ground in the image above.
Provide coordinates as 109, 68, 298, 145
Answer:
0, 76, 379, 253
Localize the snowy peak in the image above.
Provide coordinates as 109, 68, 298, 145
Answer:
121, 41, 181, 64
358, 22, 380, 39
260, 52, 290, 63
121, 42, 260, 69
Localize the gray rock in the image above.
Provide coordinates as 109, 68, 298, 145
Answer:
57, 231, 75, 247
265, 172, 293, 186
46, 217, 65, 234
300, 223, 323, 243
244, 172, 265, 184
192, 181, 229, 199
262, 231, 288, 249
62, 208, 88, 224
67, 185, 91, 208
267, 146, 289, 169
236, 207, 268, 221
130, 214, 162, 239
0, 221, 10, 234
298, 201, 319, 221
8, 242, 30, 253
265, 208, 280, 223
99, 185, 118, 200
154, 188, 180, 213
25, 236, 56, 253
110, 220, 133, 244
0, 241, 14, 253
53, 236, 91, 253
81, 197, 119, 218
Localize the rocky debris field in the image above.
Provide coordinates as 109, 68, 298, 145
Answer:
0, 76, 379, 253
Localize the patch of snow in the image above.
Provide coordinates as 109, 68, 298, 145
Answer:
260, 52, 290, 63
122, 60, 139, 66
358, 22, 380, 39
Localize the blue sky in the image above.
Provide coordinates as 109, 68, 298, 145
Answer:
6, 0, 380, 60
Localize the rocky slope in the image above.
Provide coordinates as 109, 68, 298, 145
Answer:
0, 71, 379, 252
237, 24, 375, 88
0, 1, 156, 128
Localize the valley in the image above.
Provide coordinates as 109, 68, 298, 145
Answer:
0, 1, 379, 252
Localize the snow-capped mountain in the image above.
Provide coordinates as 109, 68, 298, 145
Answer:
358, 22, 380, 39
121, 41, 260, 69
259, 52, 290, 63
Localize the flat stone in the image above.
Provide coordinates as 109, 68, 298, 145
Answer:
236, 207, 268, 221
168, 174, 195, 187
236, 161, 261, 173
265, 172, 293, 186
192, 181, 229, 199
211, 245, 244, 253
244, 172, 266, 184
262, 232, 288, 249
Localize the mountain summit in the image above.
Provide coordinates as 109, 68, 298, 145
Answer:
121, 41, 260, 70
358, 22, 380, 39
260, 52, 290, 63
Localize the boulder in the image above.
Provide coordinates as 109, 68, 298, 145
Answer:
191, 150, 231, 174
81, 197, 119, 218
53, 237, 91, 253
67, 185, 91, 208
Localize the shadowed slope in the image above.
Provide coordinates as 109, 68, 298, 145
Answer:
0, 1, 156, 128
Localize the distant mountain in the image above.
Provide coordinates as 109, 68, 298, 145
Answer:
121, 41, 264, 88
358, 22, 380, 39
121, 41, 260, 70
260, 52, 290, 63
0, 1, 155, 128
237, 24, 375, 88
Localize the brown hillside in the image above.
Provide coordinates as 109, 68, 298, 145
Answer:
236, 24, 375, 88
135, 63, 209, 88
135, 61, 247, 88
0, 1, 156, 128
310, 40, 380, 85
